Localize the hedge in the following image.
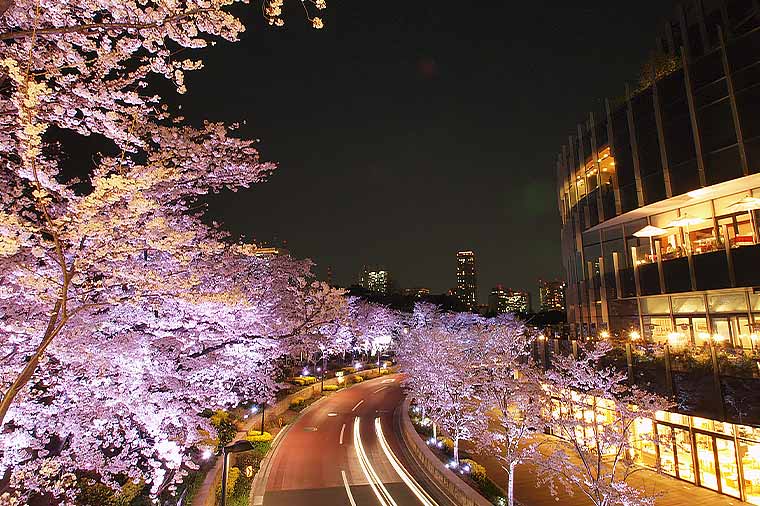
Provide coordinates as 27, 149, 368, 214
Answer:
289, 399, 308, 411
322, 384, 342, 392
461, 459, 487, 483
290, 376, 317, 386
245, 430, 273, 442
350, 375, 364, 383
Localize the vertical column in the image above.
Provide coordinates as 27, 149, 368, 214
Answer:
612, 251, 623, 299
718, 26, 750, 176
681, 50, 708, 187
626, 342, 635, 386
664, 344, 675, 397
590, 112, 605, 222
625, 83, 646, 206
652, 67, 674, 198
605, 98, 623, 216
724, 224, 736, 287
710, 341, 727, 421
655, 241, 666, 293
599, 256, 610, 328
632, 246, 642, 297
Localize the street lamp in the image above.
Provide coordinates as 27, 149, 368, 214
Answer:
220, 440, 255, 506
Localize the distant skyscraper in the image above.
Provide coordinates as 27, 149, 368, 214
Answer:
360, 266, 392, 295
504, 289, 531, 314
456, 251, 478, 311
538, 279, 566, 312
488, 285, 509, 314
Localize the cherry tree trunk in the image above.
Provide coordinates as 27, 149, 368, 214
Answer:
507, 461, 516, 506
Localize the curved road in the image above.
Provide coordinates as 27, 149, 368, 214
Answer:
261, 374, 458, 506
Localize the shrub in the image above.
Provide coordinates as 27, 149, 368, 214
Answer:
380, 369, 390, 375
246, 430, 273, 442
209, 410, 237, 449
215, 466, 241, 500
290, 399, 307, 411
340, 367, 356, 374
350, 375, 364, 383
77, 478, 144, 506
290, 376, 317, 386
322, 384, 341, 392
461, 459, 487, 483
441, 438, 454, 454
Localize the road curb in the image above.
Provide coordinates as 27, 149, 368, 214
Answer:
398, 396, 493, 506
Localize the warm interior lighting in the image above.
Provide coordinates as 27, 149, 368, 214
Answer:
599, 330, 610, 339
629, 330, 641, 341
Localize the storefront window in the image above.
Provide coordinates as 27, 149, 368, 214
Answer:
643, 316, 673, 343
714, 192, 757, 248
708, 293, 749, 313
657, 424, 677, 477
695, 433, 719, 490
672, 296, 706, 314
631, 418, 659, 468
641, 296, 670, 315
740, 439, 760, 505
675, 428, 696, 483
717, 437, 741, 497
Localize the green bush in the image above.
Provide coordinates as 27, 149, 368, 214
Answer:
290, 376, 317, 386
209, 410, 237, 449
380, 369, 390, 375
290, 398, 308, 411
441, 438, 454, 454
77, 478, 144, 506
461, 459, 487, 483
322, 384, 340, 392
340, 367, 357, 374
350, 375, 364, 383
246, 430, 273, 442
215, 467, 241, 500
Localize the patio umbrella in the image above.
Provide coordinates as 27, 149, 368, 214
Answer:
726, 196, 760, 243
667, 214, 707, 253
633, 225, 669, 237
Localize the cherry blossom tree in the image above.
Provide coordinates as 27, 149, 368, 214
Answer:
397, 304, 484, 462
535, 341, 671, 506
0, 1, 339, 503
470, 315, 545, 506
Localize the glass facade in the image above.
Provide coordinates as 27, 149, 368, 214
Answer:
557, 1, 760, 347
549, 396, 760, 503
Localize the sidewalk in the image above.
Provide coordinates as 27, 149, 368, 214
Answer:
460, 436, 749, 506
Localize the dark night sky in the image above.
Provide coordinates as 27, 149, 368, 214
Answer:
179, 1, 677, 304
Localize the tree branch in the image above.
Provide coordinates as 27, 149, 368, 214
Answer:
0, 7, 218, 41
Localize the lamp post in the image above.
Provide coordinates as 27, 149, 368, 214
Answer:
260, 403, 265, 434
220, 440, 255, 506
321, 354, 327, 392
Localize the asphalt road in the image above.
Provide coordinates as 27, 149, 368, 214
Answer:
262, 374, 459, 506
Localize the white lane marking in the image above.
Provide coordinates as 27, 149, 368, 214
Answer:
353, 416, 397, 506
341, 470, 358, 506
375, 417, 439, 506
373, 386, 387, 394
328, 412, 338, 417
340, 423, 346, 445
381, 379, 395, 383
351, 400, 364, 412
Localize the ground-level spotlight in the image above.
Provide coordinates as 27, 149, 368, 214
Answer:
201, 449, 213, 460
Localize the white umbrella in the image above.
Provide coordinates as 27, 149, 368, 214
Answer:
633, 225, 669, 238
667, 214, 707, 228
726, 196, 760, 213
726, 196, 760, 244
668, 214, 707, 253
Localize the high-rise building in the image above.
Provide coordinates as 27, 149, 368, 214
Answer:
556, 1, 760, 347
538, 279, 566, 312
488, 285, 509, 314
504, 289, 531, 314
455, 251, 478, 311
360, 266, 392, 295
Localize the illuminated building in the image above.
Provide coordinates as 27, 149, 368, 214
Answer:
557, 0, 760, 349
504, 289, 531, 314
455, 251, 478, 311
538, 279, 566, 312
555, 1, 760, 501
360, 266, 392, 295
402, 287, 431, 298
488, 285, 509, 314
